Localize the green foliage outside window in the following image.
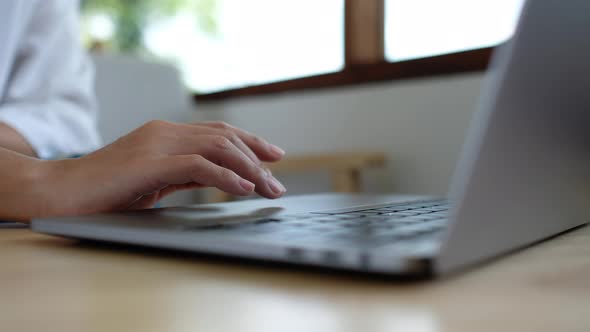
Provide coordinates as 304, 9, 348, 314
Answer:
81, 0, 219, 53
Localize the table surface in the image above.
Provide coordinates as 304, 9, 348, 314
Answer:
1, 226, 589, 332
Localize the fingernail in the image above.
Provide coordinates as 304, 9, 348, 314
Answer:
270, 144, 285, 156
239, 179, 255, 193
268, 177, 286, 194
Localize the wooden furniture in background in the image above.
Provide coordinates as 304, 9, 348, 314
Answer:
210, 151, 387, 203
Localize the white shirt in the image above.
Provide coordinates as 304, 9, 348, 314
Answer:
0, 0, 101, 159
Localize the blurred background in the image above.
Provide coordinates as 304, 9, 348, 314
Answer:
80, 0, 525, 206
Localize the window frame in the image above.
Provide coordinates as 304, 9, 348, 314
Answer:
193, 0, 494, 102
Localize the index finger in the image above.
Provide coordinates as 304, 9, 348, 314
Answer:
200, 122, 285, 162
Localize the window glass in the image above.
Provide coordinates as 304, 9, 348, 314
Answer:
82, 0, 345, 93
385, 0, 525, 62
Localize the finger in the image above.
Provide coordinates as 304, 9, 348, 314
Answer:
141, 127, 281, 197
158, 155, 256, 197
178, 124, 264, 167
199, 121, 285, 162
198, 135, 286, 199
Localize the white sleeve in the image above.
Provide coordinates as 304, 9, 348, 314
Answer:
0, 0, 101, 159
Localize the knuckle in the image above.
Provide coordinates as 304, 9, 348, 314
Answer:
187, 154, 206, 166
211, 121, 232, 130
256, 166, 269, 178
145, 120, 165, 128
218, 167, 235, 180
142, 120, 169, 134
225, 131, 241, 144
211, 135, 232, 150
186, 156, 210, 180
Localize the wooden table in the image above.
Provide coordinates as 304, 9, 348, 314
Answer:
1, 226, 589, 332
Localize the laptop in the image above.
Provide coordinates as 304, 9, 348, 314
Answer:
31, 0, 590, 277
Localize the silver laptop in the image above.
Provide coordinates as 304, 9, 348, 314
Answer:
32, 0, 590, 277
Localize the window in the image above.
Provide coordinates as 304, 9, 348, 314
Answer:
81, 0, 526, 101
81, 0, 345, 94
385, 0, 525, 62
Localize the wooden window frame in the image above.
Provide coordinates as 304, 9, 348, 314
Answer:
194, 0, 494, 103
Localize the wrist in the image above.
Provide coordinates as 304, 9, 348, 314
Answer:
31, 159, 80, 219
0, 155, 52, 221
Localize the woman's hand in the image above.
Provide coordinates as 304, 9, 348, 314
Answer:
7, 121, 286, 220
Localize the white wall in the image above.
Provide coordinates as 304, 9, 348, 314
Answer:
194, 72, 485, 196
93, 55, 192, 145
93, 53, 486, 202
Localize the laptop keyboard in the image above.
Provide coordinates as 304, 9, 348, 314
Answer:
182, 199, 449, 248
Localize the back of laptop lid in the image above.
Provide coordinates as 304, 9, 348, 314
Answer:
437, 0, 590, 274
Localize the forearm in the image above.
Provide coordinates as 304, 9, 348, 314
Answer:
0, 123, 36, 157
0, 147, 50, 221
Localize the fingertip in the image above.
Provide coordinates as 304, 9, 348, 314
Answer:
272, 189, 287, 199
266, 177, 287, 199
238, 178, 255, 193
269, 144, 285, 157
271, 188, 287, 199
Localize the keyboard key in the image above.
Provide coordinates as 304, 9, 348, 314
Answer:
384, 212, 420, 217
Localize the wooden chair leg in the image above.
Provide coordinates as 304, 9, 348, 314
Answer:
212, 190, 233, 203
332, 168, 361, 193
